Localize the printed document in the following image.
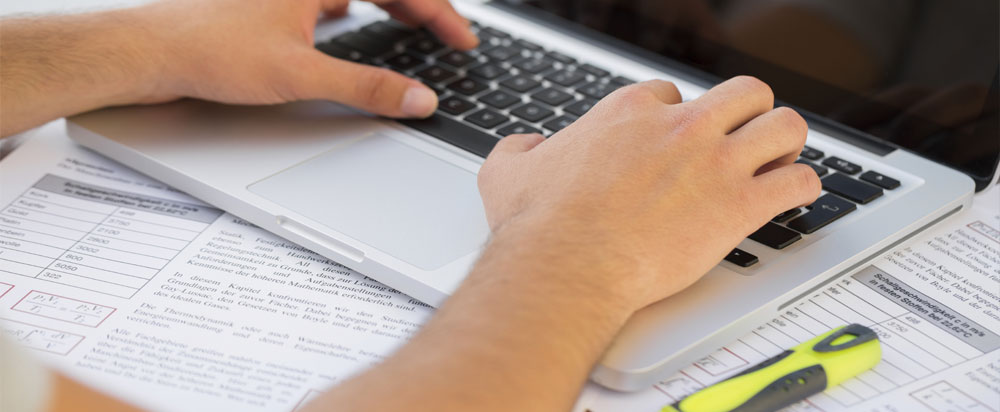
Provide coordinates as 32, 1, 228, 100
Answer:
1, 129, 998, 411
577, 187, 1000, 410
0, 130, 434, 411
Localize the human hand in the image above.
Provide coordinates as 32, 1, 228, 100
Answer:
138, 0, 476, 117
477, 77, 821, 312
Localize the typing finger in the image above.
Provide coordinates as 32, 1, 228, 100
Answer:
633, 80, 683, 105
288, 48, 438, 118
686, 75, 775, 134
728, 106, 809, 175
370, 0, 478, 50
752, 162, 822, 220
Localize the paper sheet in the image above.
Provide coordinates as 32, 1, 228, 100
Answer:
577, 187, 1000, 411
0, 129, 435, 411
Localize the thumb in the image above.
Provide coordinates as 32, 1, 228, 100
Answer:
290, 49, 438, 118
488, 133, 546, 159
479, 133, 545, 190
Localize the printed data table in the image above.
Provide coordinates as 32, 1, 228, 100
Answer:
0, 175, 222, 298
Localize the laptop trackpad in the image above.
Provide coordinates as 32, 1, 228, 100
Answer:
249, 132, 489, 270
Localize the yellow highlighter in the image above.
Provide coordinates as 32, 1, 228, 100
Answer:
662, 324, 881, 412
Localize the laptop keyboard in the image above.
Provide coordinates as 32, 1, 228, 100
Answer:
315, 20, 902, 269
725, 146, 902, 267
316, 20, 633, 157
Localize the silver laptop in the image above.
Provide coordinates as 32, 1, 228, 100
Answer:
67, 0, 999, 391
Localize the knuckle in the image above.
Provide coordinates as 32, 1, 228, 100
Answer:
733, 75, 773, 100
609, 85, 649, 105
653, 79, 683, 101
774, 107, 808, 135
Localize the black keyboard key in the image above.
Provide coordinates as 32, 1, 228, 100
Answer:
787, 194, 856, 234
579, 63, 610, 77
515, 39, 543, 51
484, 46, 521, 61
475, 33, 504, 49
532, 88, 573, 106
610, 76, 636, 86
415, 65, 456, 83
468, 63, 505, 80
772, 208, 801, 223
564, 99, 598, 116
859, 171, 900, 190
822, 156, 862, 174
510, 103, 554, 122
401, 115, 499, 157
383, 53, 423, 71
797, 159, 829, 177
438, 96, 476, 115
800, 145, 824, 160
546, 51, 576, 64
822, 173, 883, 204
724, 248, 759, 267
514, 57, 554, 73
542, 115, 577, 132
500, 76, 541, 93
497, 122, 542, 136
545, 69, 587, 87
481, 27, 511, 39
447, 77, 489, 96
479, 90, 521, 109
748, 222, 802, 250
465, 109, 509, 129
316, 42, 365, 62
333, 32, 395, 56
439, 50, 478, 68
360, 21, 416, 42
407, 37, 445, 56
578, 81, 620, 99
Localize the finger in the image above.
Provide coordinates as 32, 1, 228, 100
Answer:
290, 50, 438, 118
728, 106, 808, 174
488, 133, 546, 158
319, 0, 349, 17
371, 0, 478, 49
753, 163, 822, 218
594, 79, 681, 116
687, 75, 774, 134
323, 5, 349, 19
635, 79, 683, 105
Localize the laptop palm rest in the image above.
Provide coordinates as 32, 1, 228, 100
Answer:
249, 132, 489, 270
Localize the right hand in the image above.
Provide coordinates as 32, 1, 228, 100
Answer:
134, 0, 476, 118
477, 76, 822, 312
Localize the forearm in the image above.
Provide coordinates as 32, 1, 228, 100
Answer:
0, 8, 170, 137
308, 214, 636, 412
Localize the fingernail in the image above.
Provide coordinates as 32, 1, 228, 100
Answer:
466, 32, 480, 49
400, 86, 437, 117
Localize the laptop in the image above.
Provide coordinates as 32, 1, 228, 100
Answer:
67, 0, 999, 391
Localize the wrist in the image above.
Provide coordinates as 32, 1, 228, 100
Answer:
475, 209, 645, 318
109, 5, 181, 104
